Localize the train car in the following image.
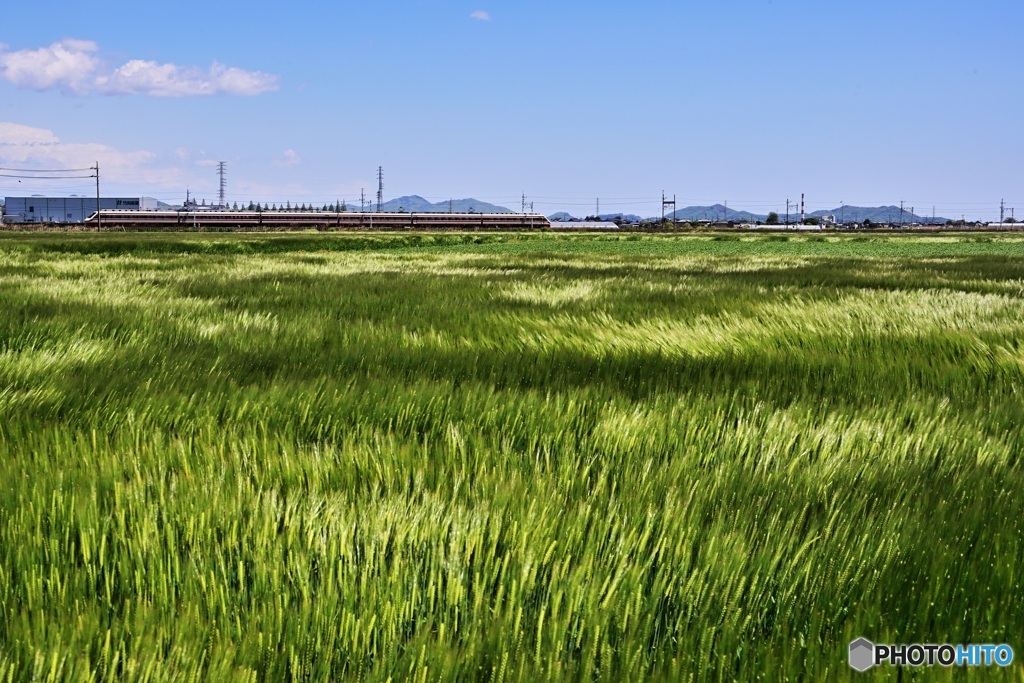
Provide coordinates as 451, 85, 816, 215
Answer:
83, 210, 553, 231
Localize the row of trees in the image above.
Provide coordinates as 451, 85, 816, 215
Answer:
764, 212, 819, 226
228, 201, 350, 212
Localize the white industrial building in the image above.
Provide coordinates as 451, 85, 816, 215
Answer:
2, 196, 159, 224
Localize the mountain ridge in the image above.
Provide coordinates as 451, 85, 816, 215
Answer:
377, 195, 514, 213
552, 204, 951, 224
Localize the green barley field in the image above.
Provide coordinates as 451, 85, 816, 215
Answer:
1, 231, 1023, 681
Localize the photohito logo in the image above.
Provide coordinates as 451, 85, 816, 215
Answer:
849, 638, 1014, 671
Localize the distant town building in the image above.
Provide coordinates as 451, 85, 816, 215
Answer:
2, 196, 159, 223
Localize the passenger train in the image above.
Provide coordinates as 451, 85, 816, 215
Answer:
82, 210, 553, 231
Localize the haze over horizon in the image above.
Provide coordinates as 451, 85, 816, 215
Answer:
1, 0, 1020, 221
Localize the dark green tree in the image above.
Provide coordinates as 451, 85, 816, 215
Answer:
766, 212, 780, 225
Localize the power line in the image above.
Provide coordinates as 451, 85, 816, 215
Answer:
0, 173, 96, 179
0, 167, 95, 173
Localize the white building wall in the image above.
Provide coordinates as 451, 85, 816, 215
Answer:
2, 197, 159, 223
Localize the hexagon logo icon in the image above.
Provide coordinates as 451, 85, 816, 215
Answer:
849, 638, 875, 672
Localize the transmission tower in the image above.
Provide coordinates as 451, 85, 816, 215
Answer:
376, 166, 384, 212
217, 162, 227, 208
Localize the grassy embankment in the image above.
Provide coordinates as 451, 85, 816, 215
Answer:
1, 232, 1022, 681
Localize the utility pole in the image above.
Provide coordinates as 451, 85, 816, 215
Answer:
724, 200, 727, 223
1001, 198, 1005, 224
376, 167, 383, 212
360, 189, 365, 212
899, 200, 905, 227
661, 192, 676, 224
522, 193, 526, 214
217, 161, 227, 208
786, 198, 790, 227
93, 162, 100, 231
449, 198, 453, 214
596, 198, 600, 218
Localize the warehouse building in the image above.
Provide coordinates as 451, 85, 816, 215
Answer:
2, 196, 159, 223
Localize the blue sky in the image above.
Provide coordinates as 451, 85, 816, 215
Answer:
1, 0, 1020, 219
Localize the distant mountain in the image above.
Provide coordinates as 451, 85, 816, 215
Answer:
805, 206, 946, 224
378, 195, 513, 213
662, 204, 949, 224
549, 212, 643, 223
599, 213, 642, 223
668, 204, 762, 223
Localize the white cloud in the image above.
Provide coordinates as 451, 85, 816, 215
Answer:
0, 40, 99, 94
470, 10, 491, 21
0, 121, 154, 173
0, 121, 199, 191
276, 149, 301, 167
95, 60, 278, 97
0, 40, 278, 97
0, 121, 60, 146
